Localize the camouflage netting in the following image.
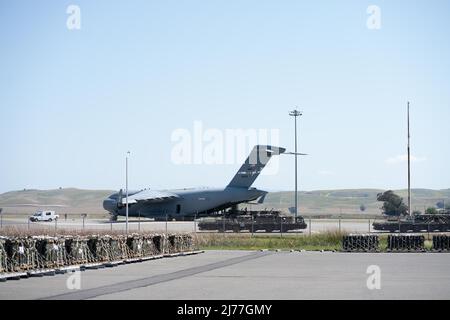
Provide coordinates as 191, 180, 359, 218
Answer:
65, 236, 95, 265
34, 236, 68, 269
5, 237, 42, 272
109, 235, 131, 261
87, 235, 115, 262
143, 234, 162, 255
150, 234, 165, 255
167, 234, 193, 253
126, 234, 161, 258
0, 233, 195, 274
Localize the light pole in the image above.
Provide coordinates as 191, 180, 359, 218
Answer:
126, 151, 130, 235
289, 109, 302, 222
407, 102, 411, 217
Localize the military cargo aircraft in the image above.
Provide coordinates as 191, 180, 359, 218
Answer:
103, 145, 287, 221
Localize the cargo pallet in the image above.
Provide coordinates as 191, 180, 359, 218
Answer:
0, 233, 200, 282
386, 234, 425, 252
342, 234, 379, 252
0, 250, 204, 282
340, 234, 448, 252
432, 234, 450, 252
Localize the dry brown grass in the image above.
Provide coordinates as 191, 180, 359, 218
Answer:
0, 226, 189, 237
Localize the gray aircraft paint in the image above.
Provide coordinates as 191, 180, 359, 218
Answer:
103, 145, 285, 220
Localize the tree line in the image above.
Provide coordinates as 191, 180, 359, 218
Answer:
376, 190, 450, 216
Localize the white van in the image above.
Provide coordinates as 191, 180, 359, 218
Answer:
29, 210, 59, 222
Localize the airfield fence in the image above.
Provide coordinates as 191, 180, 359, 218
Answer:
0, 233, 196, 275
3, 215, 380, 235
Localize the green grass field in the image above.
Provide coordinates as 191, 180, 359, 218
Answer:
194, 232, 435, 251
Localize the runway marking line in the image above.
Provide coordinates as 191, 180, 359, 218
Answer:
41, 251, 273, 300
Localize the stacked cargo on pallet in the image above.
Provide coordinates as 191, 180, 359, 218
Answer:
151, 234, 164, 255
109, 235, 131, 261
34, 236, 68, 269
0, 233, 197, 277
65, 236, 94, 265
4, 237, 42, 272
342, 234, 379, 252
0, 237, 7, 273
126, 234, 164, 258
87, 235, 124, 263
387, 234, 425, 252
141, 234, 160, 256
432, 235, 450, 251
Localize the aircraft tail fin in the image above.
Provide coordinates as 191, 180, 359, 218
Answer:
227, 145, 285, 189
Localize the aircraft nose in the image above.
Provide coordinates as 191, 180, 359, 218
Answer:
103, 198, 117, 213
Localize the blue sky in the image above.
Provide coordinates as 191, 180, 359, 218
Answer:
0, 0, 449, 193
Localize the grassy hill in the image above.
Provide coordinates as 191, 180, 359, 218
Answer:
0, 188, 449, 217
255, 188, 450, 216
0, 188, 113, 215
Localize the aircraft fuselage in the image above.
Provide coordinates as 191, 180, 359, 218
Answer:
103, 145, 286, 220
103, 187, 266, 220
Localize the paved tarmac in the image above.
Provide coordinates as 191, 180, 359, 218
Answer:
1, 250, 449, 300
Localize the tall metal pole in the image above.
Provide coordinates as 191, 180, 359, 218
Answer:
126, 151, 130, 234
295, 114, 298, 222
289, 109, 302, 222
407, 102, 411, 217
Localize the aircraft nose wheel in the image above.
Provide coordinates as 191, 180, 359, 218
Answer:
110, 215, 118, 222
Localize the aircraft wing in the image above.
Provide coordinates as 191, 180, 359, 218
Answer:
120, 190, 180, 204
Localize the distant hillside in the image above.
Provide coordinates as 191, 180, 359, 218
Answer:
0, 188, 113, 215
0, 188, 449, 216
255, 188, 450, 216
